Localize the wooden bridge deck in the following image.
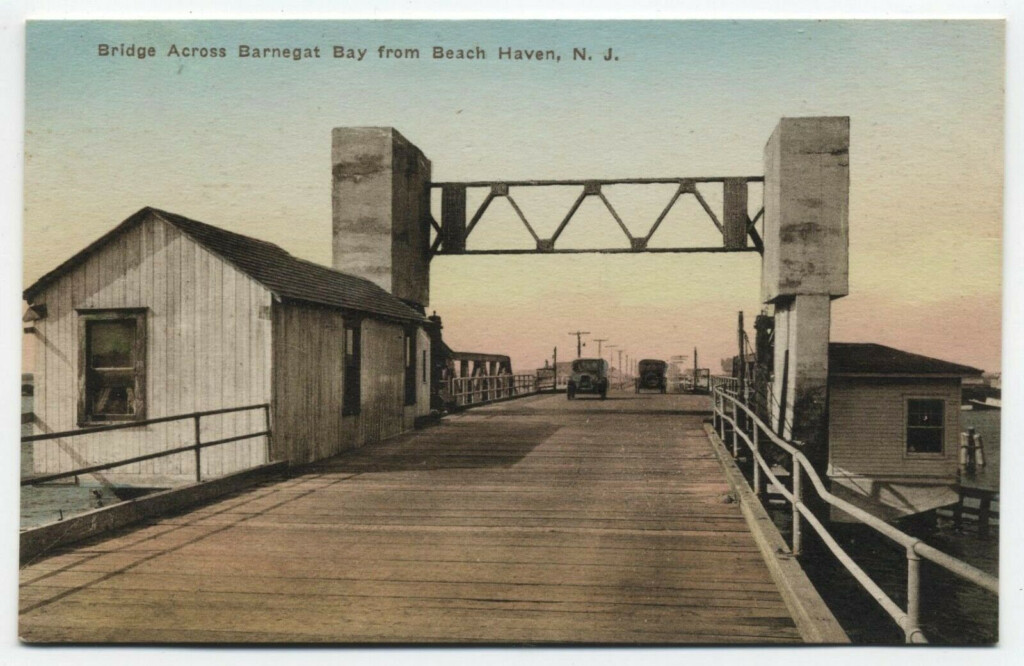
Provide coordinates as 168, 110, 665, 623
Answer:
19, 391, 802, 644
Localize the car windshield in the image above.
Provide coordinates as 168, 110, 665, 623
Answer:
572, 359, 602, 373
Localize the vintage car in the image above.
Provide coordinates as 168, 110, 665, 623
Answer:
636, 359, 668, 393
567, 358, 609, 400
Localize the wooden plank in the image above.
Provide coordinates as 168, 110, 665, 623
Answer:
178, 230, 196, 475
125, 226, 143, 472
231, 270, 247, 473
55, 278, 72, 471
39, 285, 53, 473
209, 255, 224, 478
160, 221, 180, 472
220, 264, 235, 475
196, 245, 211, 479
134, 220, 152, 474
20, 393, 803, 644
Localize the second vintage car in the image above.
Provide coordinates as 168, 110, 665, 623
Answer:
636, 359, 668, 394
567, 358, 609, 400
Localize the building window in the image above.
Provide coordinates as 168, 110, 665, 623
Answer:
422, 349, 428, 384
404, 329, 417, 406
906, 398, 945, 454
343, 323, 361, 416
78, 310, 146, 424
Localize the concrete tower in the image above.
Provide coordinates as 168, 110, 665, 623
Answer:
331, 127, 432, 310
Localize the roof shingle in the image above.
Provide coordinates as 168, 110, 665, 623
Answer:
829, 342, 982, 376
24, 207, 428, 324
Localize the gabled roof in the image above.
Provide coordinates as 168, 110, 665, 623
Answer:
24, 207, 428, 324
829, 342, 983, 377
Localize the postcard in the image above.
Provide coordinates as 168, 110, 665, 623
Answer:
14, 18, 1004, 646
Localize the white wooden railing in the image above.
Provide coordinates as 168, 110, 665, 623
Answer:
711, 385, 997, 644
447, 374, 538, 407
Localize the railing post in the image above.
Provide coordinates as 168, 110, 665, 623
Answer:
791, 456, 802, 556
753, 423, 762, 496
719, 395, 726, 440
263, 404, 272, 462
731, 400, 739, 457
906, 547, 922, 643
193, 414, 202, 483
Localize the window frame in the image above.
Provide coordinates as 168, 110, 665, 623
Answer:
342, 321, 362, 416
904, 396, 947, 457
77, 308, 147, 426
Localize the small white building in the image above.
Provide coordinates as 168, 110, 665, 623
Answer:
826, 342, 983, 521
23, 207, 433, 486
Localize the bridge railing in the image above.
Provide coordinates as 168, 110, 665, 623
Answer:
21, 404, 272, 487
447, 374, 538, 408
711, 386, 998, 644
709, 375, 739, 394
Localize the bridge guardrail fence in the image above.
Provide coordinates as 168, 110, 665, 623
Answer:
711, 385, 997, 644
447, 374, 538, 408
22, 403, 272, 487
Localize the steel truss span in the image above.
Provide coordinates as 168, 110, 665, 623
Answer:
429, 177, 765, 257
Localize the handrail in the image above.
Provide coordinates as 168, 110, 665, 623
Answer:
711, 386, 997, 643
22, 403, 270, 443
22, 403, 272, 487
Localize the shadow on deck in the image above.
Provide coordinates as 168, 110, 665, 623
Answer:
314, 420, 561, 473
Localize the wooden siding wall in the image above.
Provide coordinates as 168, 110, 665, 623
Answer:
274, 308, 432, 463
271, 303, 347, 464
350, 318, 407, 448
828, 377, 960, 479
29, 216, 273, 486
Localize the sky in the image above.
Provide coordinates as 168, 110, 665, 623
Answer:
20, 19, 1005, 374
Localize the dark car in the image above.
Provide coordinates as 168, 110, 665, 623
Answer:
636, 359, 667, 394
567, 358, 609, 400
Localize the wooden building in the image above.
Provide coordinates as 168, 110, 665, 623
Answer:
826, 342, 983, 521
23, 207, 432, 486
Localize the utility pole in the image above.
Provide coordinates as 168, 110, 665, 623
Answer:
694, 346, 699, 392
617, 349, 624, 389
568, 331, 590, 358
593, 338, 608, 357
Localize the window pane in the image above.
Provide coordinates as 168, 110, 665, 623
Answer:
907, 427, 943, 453
572, 360, 602, 373
89, 321, 135, 368
906, 399, 944, 454
89, 369, 135, 416
907, 399, 943, 427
